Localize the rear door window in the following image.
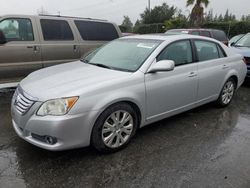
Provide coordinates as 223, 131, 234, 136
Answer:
0, 18, 34, 41
194, 40, 220, 61
40, 19, 74, 41
74, 20, 119, 41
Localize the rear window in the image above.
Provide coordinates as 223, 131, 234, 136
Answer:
40, 19, 74, 41
212, 30, 227, 41
74, 20, 119, 41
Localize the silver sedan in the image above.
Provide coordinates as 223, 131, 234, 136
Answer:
11, 34, 247, 152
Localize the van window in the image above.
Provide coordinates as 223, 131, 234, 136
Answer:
40, 19, 74, 41
0, 18, 34, 41
190, 31, 200, 35
74, 20, 119, 41
200, 31, 211, 37
212, 30, 227, 41
194, 40, 220, 61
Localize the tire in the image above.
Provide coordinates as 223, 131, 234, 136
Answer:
91, 102, 138, 153
217, 78, 236, 107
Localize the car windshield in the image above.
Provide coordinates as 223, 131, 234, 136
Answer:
234, 33, 250, 47
82, 38, 162, 72
230, 34, 244, 43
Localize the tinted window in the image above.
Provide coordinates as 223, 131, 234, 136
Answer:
200, 31, 211, 37
157, 40, 193, 66
75, 20, 119, 41
194, 40, 220, 61
40, 19, 74, 41
190, 31, 200, 35
212, 30, 227, 41
0, 18, 34, 41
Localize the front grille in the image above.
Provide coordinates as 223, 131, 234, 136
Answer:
14, 87, 36, 115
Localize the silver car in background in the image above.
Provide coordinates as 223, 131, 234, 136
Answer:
11, 34, 247, 153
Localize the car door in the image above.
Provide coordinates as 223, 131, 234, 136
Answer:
145, 40, 198, 121
37, 18, 81, 67
194, 40, 228, 102
0, 16, 42, 83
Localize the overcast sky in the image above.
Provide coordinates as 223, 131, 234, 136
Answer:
1, 0, 250, 24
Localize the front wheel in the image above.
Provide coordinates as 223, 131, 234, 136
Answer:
91, 103, 138, 153
217, 78, 236, 107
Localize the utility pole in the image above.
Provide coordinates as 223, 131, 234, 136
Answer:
148, 0, 151, 11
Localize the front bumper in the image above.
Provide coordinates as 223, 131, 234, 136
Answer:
11, 92, 99, 151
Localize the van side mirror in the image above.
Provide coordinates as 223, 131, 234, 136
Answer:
148, 60, 175, 73
0, 30, 7, 44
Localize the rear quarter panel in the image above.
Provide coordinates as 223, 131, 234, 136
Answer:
221, 46, 247, 89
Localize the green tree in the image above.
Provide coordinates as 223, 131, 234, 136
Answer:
223, 9, 236, 22
121, 16, 133, 32
204, 9, 213, 22
140, 3, 176, 24
187, 0, 210, 27
241, 14, 250, 21
165, 15, 188, 30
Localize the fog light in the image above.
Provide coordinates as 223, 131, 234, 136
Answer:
45, 136, 57, 145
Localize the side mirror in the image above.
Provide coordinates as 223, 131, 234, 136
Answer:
230, 42, 235, 47
148, 60, 175, 73
0, 30, 7, 45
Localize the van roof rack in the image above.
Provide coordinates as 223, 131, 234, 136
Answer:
38, 14, 107, 22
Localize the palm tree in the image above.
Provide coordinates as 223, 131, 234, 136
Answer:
187, 0, 209, 27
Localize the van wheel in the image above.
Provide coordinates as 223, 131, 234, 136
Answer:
91, 103, 138, 153
217, 78, 236, 107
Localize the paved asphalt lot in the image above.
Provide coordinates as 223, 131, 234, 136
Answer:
0, 84, 250, 188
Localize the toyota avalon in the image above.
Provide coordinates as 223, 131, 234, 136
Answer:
11, 34, 247, 152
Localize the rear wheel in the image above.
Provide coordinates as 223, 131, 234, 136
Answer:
91, 103, 138, 153
217, 78, 236, 107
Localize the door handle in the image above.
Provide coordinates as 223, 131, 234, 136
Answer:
222, 64, 229, 69
27, 46, 40, 53
188, 72, 197, 77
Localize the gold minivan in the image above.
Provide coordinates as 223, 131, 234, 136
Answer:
0, 15, 122, 85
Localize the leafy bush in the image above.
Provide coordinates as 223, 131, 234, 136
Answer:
202, 21, 250, 37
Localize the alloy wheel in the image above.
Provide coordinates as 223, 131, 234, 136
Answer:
221, 80, 235, 105
102, 110, 134, 148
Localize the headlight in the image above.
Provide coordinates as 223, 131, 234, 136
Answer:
37, 97, 78, 116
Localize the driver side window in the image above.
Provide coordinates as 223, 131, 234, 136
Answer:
157, 40, 193, 66
0, 18, 34, 42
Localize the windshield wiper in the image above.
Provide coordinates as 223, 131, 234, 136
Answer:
81, 60, 133, 72
234, 44, 250, 47
89, 63, 113, 70
80, 58, 89, 63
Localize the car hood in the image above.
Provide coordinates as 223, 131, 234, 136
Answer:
20, 61, 132, 101
230, 46, 250, 57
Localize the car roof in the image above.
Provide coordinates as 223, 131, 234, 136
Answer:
1, 14, 109, 23
122, 33, 220, 43
167, 28, 223, 32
